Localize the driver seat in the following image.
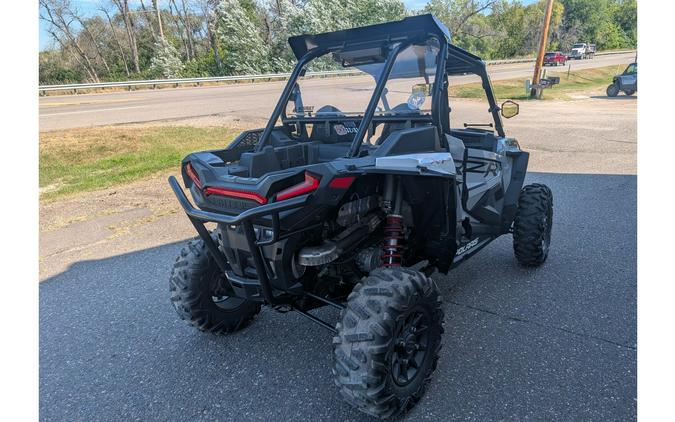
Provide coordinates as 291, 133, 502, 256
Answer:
377, 103, 421, 144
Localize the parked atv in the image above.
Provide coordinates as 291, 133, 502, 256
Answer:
607, 62, 637, 97
168, 14, 553, 419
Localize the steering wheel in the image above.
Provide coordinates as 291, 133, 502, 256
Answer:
315, 105, 344, 116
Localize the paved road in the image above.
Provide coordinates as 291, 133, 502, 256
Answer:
39, 52, 635, 131
40, 171, 636, 421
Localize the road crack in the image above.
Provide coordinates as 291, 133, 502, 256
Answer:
447, 300, 636, 351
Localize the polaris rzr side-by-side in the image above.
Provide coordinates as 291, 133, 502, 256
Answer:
168, 15, 553, 419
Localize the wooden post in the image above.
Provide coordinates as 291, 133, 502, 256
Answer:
530, 0, 555, 98
153, 0, 164, 40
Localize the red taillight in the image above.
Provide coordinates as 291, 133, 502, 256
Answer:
329, 176, 356, 190
185, 162, 202, 189
204, 187, 268, 204
276, 172, 320, 201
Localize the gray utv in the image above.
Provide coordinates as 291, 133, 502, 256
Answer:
607, 62, 637, 97
168, 14, 553, 419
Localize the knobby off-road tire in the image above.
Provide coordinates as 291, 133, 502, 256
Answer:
513, 183, 553, 267
624, 89, 636, 96
170, 234, 261, 334
606, 83, 620, 97
332, 267, 444, 419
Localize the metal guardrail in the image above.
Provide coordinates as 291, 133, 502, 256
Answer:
38, 69, 363, 93
39, 49, 635, 94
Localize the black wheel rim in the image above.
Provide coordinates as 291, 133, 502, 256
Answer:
391, 310, 431, 386
209, 271, 246, 311
541, 207, 552, 254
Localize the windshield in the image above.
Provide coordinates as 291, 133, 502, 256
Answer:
284, 39, 440, 119
572, 43, 585, 48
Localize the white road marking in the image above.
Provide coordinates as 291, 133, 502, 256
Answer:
40, 97, 144, 107
41, 105, 148, 117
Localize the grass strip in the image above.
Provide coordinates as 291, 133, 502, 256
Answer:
449, 64, 629, 101
40, 125, 240, 201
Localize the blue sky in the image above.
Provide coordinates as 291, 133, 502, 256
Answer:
39, 0, 537, 51
40, 0, 102, 51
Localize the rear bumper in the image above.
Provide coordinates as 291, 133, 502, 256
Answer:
169, 175, 312, 304
170, 175, 308, 227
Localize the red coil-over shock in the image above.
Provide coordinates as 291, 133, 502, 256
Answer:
382, 215, 404, 266
381, 175, 404, 267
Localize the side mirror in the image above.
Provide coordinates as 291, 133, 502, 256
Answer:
501, 100, 519, 119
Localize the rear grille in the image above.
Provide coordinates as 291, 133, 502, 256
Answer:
237, 130, 261, 149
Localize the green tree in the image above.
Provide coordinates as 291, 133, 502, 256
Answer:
39, 0, 637, 84
489, 1, 528, 58
488, 0, 564, 58
149, 39, 184, 78
287, 0, 406, 35
613, 0, 637, 47
349, 0, 407, 28
424, 0, 497, 55
558, 0, 629, 49
39, 50, 85, 84
214, 0, 271, 74
282, 0, 406, 70
260, 0, 302, 72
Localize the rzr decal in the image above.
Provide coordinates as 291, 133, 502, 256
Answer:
456, 237, 479, 255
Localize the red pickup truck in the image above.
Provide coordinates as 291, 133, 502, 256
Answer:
544, 51, 567, 66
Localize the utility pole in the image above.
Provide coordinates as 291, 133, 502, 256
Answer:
530, 0, 555, 98
152, 0, 164, 40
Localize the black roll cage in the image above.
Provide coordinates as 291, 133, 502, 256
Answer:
255, 15, 506, 156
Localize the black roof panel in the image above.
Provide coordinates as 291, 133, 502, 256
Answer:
287, 14, 486, 75
288, 14, 450, 59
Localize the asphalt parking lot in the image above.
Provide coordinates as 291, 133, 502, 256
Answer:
40, 170, 636, 421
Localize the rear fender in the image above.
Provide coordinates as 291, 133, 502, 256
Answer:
500, 151, 529, 231
399, 174, 457, 272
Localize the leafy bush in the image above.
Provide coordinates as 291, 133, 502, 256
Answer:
182, 53, 221, 78
39, 51, 85, 85
149, 39, 184, 79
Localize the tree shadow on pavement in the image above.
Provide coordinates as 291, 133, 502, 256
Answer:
39, 172, 636, 422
